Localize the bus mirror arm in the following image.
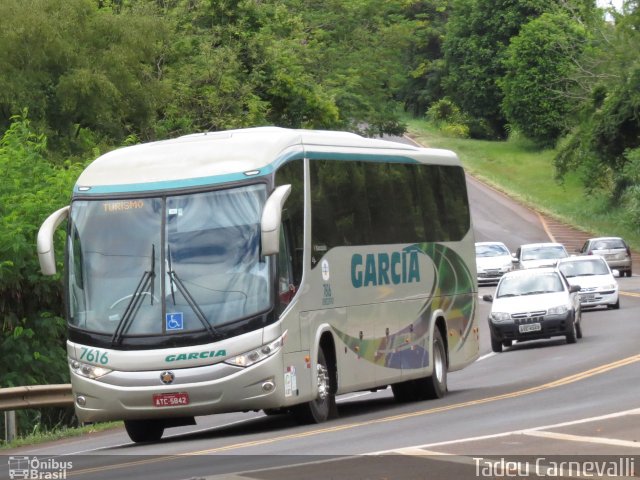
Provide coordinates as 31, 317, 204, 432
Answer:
261, 185, 291, 256
37, 205, 70, 276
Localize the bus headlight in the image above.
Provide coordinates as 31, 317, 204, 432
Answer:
225, 331, 287, 368
69, 359, 112, 379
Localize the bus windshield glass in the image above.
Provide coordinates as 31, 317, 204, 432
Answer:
67, 184, 271, 337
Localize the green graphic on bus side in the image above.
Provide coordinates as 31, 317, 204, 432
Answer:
334, 243, 475, 370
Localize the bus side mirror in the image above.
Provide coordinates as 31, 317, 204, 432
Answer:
261, 185, 291, 256
37, 206, 70, 276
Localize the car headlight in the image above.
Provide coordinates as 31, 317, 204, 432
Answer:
490, 312, 511, 323
603, 283, 617, 290
548, 305, 569, 315
225, 331, 287, 368
69, 359, 112, 379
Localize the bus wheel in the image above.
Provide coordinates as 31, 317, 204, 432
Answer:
391, 380, 418, 402
124, 419, 164, 443
417, 328, 447, 400
263, 408, 288, 416
292, 348, 336, 424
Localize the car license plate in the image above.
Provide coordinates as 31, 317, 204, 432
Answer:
519, 323, 541, 333
153, 392, 189, 407
580, 294, 596, 302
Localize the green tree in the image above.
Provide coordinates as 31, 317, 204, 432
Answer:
288, 0, 418, 135
0, 113, 83, 433
0, 0, 169, 156
443, 0, 557, 138
555, 3, 640, 200
500, 12, 588, 146
399, 0, 451, 117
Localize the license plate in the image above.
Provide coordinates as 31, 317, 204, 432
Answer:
153, 392, 189, 407
580, 294, 596, 302
519, 323, 541, 333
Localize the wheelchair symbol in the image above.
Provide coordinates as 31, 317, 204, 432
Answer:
166, 313, 184, 331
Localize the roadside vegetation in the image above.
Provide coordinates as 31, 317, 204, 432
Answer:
0, 420, 121, 450
1, 0, 638, 442
406, 119, 640, 251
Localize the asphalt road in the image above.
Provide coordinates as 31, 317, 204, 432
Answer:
3, 146, 639, 480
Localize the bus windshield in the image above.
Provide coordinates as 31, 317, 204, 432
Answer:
67, 184, 271, 338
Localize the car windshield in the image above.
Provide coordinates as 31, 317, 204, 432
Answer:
67, 184, 271, 338
521, 246, 567, 261
476, 244, 509, 257
559, 259, 609, 277
497, 273, 564, 297
592, 239, 625, 250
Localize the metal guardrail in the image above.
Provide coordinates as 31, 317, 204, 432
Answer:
0, 384, 73, 411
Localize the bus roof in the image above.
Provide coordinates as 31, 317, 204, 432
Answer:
74, 127, 460, 195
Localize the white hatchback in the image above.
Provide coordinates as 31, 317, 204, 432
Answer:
557, 255, 619, 310
483, 268, 582, 353
475, 241, 512, 285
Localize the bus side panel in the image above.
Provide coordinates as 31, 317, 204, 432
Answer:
343, 300, 432, 386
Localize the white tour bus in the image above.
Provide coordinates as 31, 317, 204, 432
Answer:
38, 127, 479, 442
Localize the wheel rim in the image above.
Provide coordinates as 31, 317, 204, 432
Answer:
317, 363, 329, 400
434, 344, 445, 383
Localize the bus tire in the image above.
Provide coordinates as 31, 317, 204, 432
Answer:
417, 328, 447, 400
292, 348, 336, 424
391, 380, 418, 403
263, 408, 288, 416
124, 419, 164, 443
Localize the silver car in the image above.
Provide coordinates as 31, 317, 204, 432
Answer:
512, 242, 569, 270
475, 241, 512, 285
577, 237, 632, 277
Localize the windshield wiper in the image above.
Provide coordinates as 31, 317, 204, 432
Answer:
498, 293, 521, 297
167, 245, 218, 340
111, 245, 156, 346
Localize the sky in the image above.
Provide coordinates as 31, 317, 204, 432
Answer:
596, 0, 624, 10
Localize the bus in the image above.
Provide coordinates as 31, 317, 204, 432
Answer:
37, 127, 479, 443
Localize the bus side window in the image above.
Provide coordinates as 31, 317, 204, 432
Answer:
274, 158, 304, 288
278, 220, 296, 311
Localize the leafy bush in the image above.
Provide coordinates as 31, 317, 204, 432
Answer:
426, 98, 462, 124
621, 148, 640, 233
0, 112, 82, 436
440, 123, 470, 138
426, 98, 470, 138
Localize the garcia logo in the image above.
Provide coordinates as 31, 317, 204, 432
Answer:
351, 251, 420, 288
165, 350, 226, 362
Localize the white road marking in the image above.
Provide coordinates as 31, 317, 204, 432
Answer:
523, 429, 640, 449
369, 406, 640, 454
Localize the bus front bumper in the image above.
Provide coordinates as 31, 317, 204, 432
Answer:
70, 350, 289, 423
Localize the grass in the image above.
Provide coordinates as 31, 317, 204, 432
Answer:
405, 118, 640, 251
0, 421, 122, 450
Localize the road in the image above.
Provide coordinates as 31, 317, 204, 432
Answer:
2, 153, 639, 480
